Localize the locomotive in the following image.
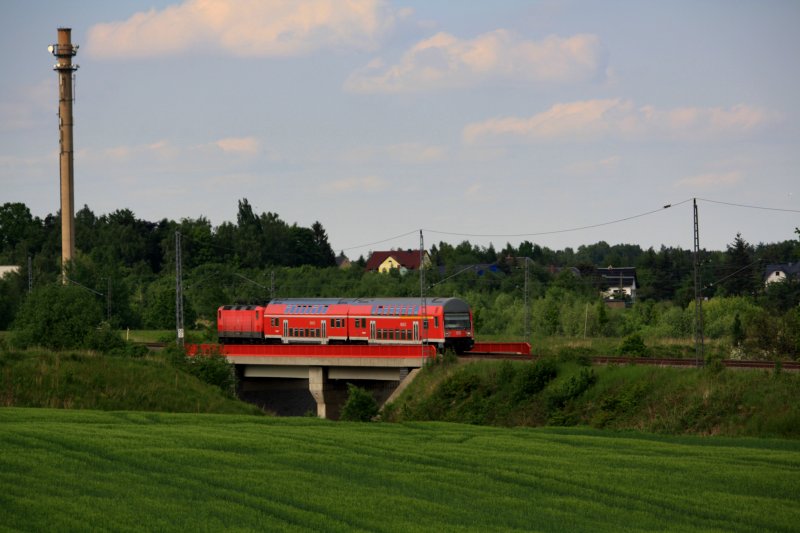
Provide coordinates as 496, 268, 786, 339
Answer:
217, 297, 475, 354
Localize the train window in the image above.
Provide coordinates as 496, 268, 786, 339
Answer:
423, 319, 429, 329
256, 311, 259, 320
435, 317, 439, 328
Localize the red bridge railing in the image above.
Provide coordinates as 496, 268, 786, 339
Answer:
466, 342, 531, 355
186, 343, 437, 359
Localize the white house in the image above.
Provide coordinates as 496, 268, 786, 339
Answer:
0, 265, 20, 278
764, 263, 800, 285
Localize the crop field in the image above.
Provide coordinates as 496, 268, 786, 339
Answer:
1, 408, 798, 532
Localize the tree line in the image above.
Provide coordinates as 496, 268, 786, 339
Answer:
1, 200, 798, 357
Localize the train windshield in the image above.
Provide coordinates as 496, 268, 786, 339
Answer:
444, 312, 471, 330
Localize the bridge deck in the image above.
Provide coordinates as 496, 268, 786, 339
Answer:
187, 343, 436, 367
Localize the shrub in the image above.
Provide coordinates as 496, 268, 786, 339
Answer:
511, 358, 558, 402
9, 284, 103, 350
187, 353, 236, 397
170, 344, 237, 397
85, 322, 126, 352
618, 333, 648, 357
340, 384, 379, 422
548, 367, 598, 412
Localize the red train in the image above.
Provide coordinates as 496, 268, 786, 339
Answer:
217, 297, 475, 354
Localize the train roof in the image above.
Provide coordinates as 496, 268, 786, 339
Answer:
351, 297, 471, 313
266, 297, 471, 312
267, 298, 351, 305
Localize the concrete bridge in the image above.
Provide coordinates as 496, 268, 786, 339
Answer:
188, 344, 436, 419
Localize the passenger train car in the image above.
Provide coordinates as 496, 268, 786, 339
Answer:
217, 297, 474, 353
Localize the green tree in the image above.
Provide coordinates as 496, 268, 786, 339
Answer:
142, 276, 196, 329
340, 384, 379, 421
720, 233, 758, 297
9, 284, 103, 350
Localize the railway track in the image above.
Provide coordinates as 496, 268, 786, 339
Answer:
462, 354, 799, 371
590, 356, 799, 370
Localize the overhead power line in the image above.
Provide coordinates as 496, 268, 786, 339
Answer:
424, 199, 692, 238
697, 198, 800, 214
339, 230, 420, 253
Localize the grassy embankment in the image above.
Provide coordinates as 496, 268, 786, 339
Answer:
2, 408, 799, 532
0, 348, 260, 415
385, 357, 800, 438
3, 337, 798, 437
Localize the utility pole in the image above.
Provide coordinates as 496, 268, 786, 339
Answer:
523, 257, 530, 342
27, 255, 33, 293
49, 28, 79, 284
175, 231, 184, 347
420, 230, 427, 361
693, 198, 705, 366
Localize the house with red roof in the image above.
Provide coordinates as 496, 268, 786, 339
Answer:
365, 250, 431, 274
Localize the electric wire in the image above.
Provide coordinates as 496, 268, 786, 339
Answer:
697, 198, 800, 214
339, 230, 420, 253
423, 199, 693, 239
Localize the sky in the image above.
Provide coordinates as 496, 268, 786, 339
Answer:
1, 0, 799, 260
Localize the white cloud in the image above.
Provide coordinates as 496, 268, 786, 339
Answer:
86, 0, 397, 59
463, 99, 773, 144
74, 141, 174, 163
345, 30, 603, 93
322, 175, 388, 193
675, 171, 743, 188
214, 137, 260, 155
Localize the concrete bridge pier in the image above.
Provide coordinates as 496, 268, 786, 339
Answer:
308, 367, 349, 420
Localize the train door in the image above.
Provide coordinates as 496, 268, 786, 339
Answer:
321, 320, 327, 345
370, 320, 376, 342
413, 321, 419, 341
282, 320, 288, 343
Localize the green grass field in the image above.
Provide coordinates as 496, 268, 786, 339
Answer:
2, 408, 798, 532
